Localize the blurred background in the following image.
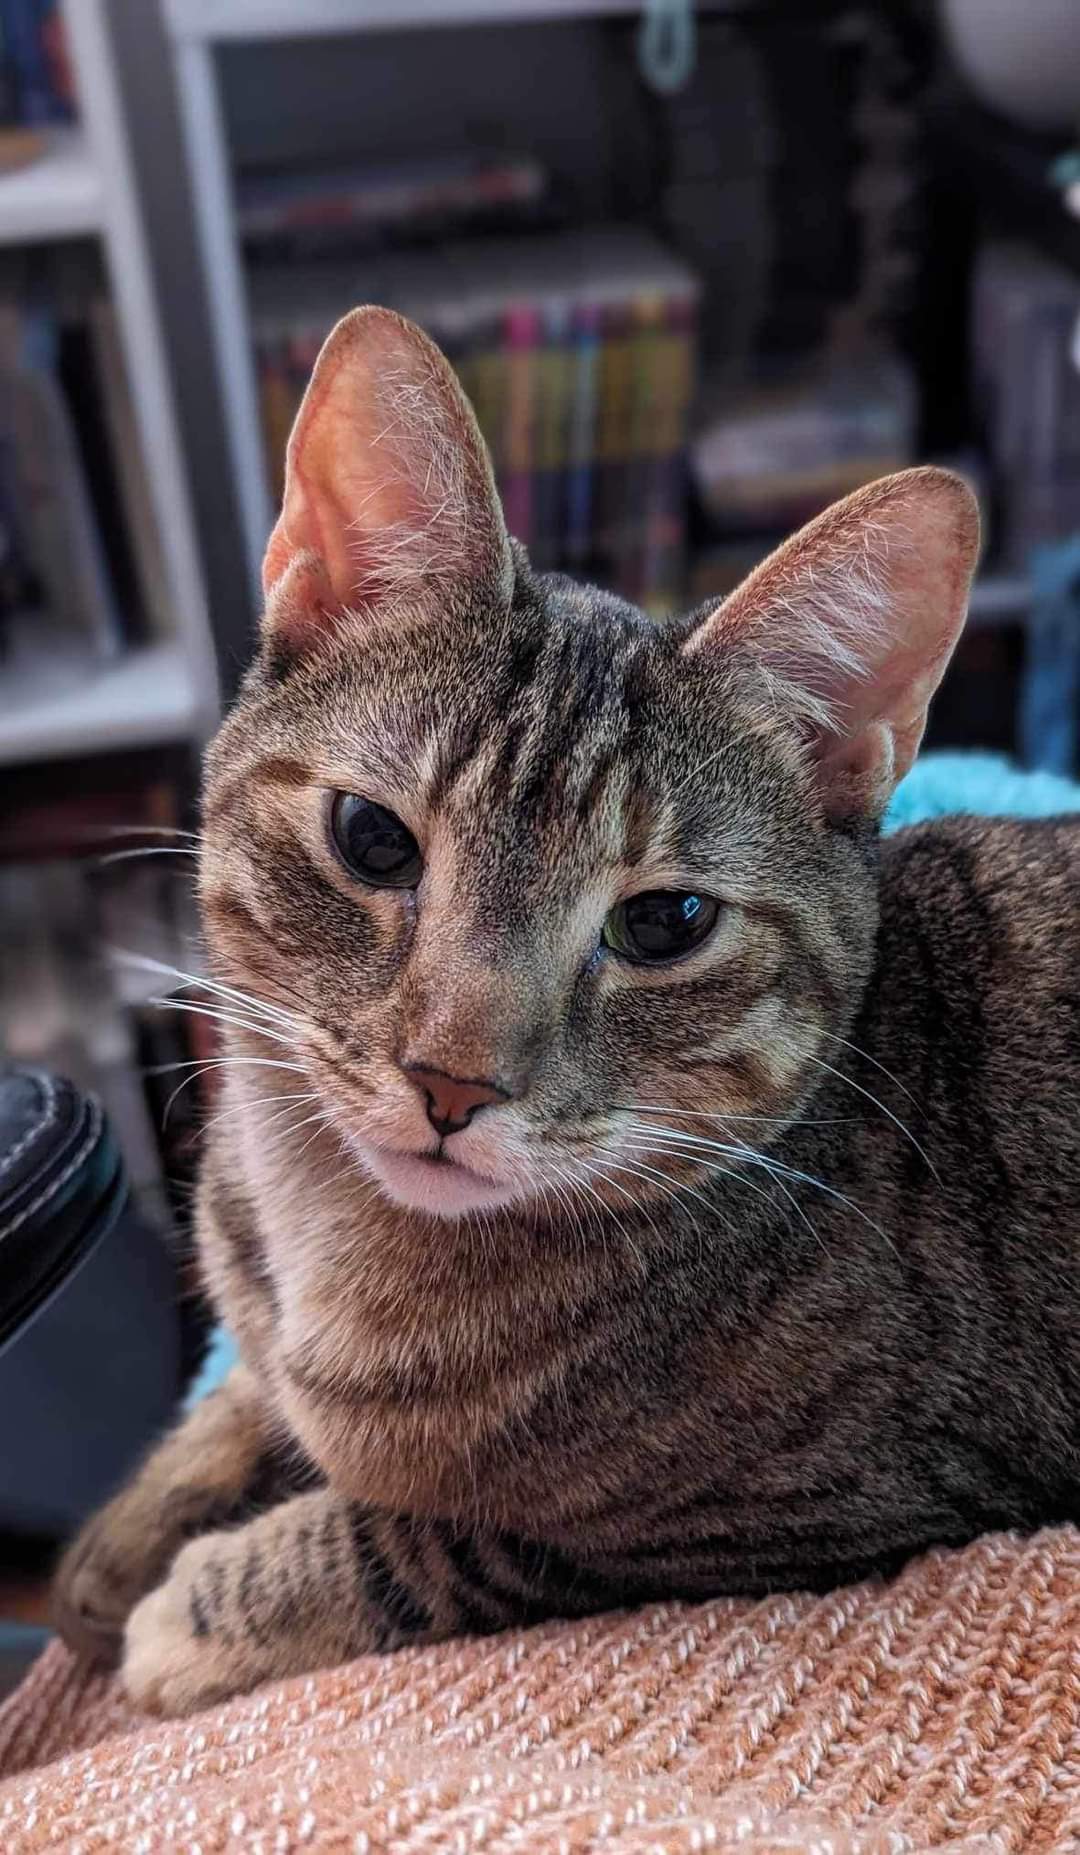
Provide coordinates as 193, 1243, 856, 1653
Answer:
1, 0, 1079, 1670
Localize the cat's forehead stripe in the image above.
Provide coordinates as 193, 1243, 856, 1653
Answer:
204, 752, 313, 824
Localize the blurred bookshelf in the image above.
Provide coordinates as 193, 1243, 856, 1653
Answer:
0, 2, 217, 779
0, 4, 218, 1323
159, 0, 1065, 716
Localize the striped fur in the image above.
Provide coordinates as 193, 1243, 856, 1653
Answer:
53, 312, 1080, 1718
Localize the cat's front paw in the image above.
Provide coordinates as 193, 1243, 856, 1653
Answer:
53, 1499, 183, 1668
121, 1528, 296, 1714
55, 1476, 241, 1669
121, 1534, 264, 1718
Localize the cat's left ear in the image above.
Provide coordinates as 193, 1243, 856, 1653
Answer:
683, 466, 980, 820
261, 306, 513, 654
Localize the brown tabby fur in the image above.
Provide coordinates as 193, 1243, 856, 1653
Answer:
54, 310, 1080, 1718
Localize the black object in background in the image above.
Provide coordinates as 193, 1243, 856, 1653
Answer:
0, 1067, 181, 1539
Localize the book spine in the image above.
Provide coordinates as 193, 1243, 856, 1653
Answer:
565, 300, 600, 573
595, 302, 635, 585
468, 309, 505, 478
641, 290, 696, 611
501, 305, 538, 545
15, 304, 124, 658
533, 297, 571, 573
620, 292, 665, 607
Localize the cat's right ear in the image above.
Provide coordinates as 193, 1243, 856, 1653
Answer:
261, 307, 513, 657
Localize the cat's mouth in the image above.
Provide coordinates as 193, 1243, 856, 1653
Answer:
353, 1137, 521, 1220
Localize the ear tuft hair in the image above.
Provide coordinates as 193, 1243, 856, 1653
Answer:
262, 307, 512, 655
684, 467, 980, 818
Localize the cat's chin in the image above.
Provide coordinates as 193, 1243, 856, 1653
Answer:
351, 1139, 521, 1220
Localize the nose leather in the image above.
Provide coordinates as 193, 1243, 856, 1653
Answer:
403, 1064, 509, 1139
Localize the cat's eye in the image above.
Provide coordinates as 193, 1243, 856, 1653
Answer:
602, 890, 720, 964
329, 793, 423, 888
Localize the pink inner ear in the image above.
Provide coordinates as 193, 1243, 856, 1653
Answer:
686, 467, 981, 816
261, 305, 510, 642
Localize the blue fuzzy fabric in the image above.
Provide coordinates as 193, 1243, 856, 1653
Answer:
885, 751, 1080, 832
187, 750, 1080, 1407
185, 1324, 239, 1410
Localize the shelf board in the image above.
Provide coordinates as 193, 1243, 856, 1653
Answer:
0, 639, 201, 767
165, 0, 656, 40
0, 129, 102, 247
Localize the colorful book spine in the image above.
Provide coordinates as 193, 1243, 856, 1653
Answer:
640, 292, 696, 610
501, 305, 539, 546
533, 297, 572, 572
618, 292, 666, 606
594, 302, 634, 581
565, 299, 600, 573
467, 309, 507, 478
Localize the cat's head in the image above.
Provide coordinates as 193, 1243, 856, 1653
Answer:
201, 308, 978, 1224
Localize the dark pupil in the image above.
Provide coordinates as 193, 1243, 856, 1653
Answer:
608, 889, 719, 962
629, 892, 705, 955
332, 794, 421, 887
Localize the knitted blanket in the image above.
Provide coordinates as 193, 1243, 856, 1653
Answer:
2, 1525, 1079, 1853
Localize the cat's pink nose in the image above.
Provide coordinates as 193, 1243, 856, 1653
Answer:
403, 1065, 510, 1139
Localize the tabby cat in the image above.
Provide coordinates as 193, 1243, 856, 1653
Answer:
55, 307, 1080, 1719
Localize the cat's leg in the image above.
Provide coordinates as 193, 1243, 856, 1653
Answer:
122, 1491, 410, 1715
53, 1364, 272, 1665
121, 1500, 621, 1717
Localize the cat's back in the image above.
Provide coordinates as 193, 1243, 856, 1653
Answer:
870, 810, 1080, 1204
878, 810, 1080, 1000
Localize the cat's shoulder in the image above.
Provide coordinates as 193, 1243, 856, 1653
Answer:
878, 810, 1080, 933
882, 808, 1080, 869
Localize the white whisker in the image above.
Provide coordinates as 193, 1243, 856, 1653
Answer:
160, 1055, 306, 1124
149, 995, 297, 1053
816, 1029, 922, 1111
569, 1154, 665, 1250
97, 846, 201, 866
100, 825, 201, 841
619, 1103, 856, 1128
802, 1053, 940, 1182
199, 1090, 321, 1139
622, 1121, 896, 1257
114, 950, 300, 1033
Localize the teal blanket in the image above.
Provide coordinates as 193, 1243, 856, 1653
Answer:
187, 750, 1080, 1408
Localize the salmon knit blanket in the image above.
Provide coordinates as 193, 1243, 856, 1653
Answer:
1, 1526, 1079, 1853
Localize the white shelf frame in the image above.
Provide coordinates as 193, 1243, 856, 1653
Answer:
0, 127, 102, 246
1, 2, 219, 768
165, 1, 640, 40
0, 639, 200, 768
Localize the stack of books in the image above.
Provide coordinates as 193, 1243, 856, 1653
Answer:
238, 152, 553, 262
0, 294, 167, 674
252, 228, 700, 613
